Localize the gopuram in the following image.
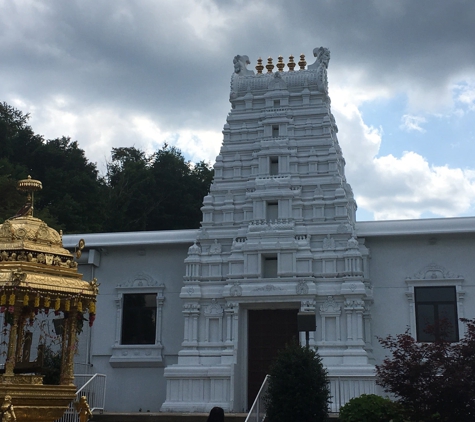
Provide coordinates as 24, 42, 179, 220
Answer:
161, 48, 375, 412
0, 177, 98, 422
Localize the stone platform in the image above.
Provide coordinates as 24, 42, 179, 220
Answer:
91, 412, 340, 422
91, 413, 247, 422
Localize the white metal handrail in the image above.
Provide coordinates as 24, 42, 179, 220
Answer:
245, 375, 270, 422
56, 373, 106, 422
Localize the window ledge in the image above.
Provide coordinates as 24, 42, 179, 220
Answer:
109, 344, 164, 368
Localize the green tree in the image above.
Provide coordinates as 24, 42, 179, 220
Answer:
265, 342, 330, 422
105, 146, 155, 231
0, 159, 28, 222
105, 144, 213, 231
0, 102, 107, 233
32, 137, 107, 233
1, 102, 214, 233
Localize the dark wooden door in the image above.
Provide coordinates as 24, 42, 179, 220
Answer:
247, 309, 299, 408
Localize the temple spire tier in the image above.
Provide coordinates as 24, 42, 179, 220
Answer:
162, 48, 374, 413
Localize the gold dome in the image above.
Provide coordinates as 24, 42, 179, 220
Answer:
0, 177, 76, 270
0, 216, 76, 267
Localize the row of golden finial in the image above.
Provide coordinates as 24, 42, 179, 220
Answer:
255, 54, 307, 74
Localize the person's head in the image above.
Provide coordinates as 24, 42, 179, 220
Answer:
207, 406, 224, 422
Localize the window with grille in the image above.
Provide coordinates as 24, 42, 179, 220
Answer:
121, 293, 157, 345
415, 286, 458, 342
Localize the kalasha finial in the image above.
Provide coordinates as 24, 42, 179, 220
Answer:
298, 54, 306, 70
276, 55, 285, 72
16, 175, 42, 217
287, 55, 296, 71
256, 57, 264, 74
266, 57, 274, 74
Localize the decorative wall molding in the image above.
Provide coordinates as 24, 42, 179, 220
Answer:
407, 263, 463, 280
405, 263, 465, 338
110, 272, 166, 368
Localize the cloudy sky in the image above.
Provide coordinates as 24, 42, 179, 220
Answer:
1, 0, 475, 221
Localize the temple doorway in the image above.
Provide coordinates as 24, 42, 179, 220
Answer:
247, 308, 299, 408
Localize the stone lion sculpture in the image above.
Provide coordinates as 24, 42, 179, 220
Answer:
233, 55, 254, 75
308, 47, 330, 93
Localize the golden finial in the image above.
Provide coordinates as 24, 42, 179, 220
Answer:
16, 175, 42, 217
298, 53, 306, 70
256, 57, 264, 74
276, 55, 285, 72
287, 55, 296, 71
266, 57, 274, 74
76, 238, 85, 259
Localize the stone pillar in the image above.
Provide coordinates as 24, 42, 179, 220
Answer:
225, 304, 233, 346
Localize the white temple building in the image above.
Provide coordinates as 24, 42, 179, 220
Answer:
61, 48, 475, 413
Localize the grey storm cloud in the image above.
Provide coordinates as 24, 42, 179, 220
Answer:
2, 0, 475, 220
2, 0, 475, 129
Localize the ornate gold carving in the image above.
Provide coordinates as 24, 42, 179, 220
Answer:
0, 385, 77, 422
0, 375, 43, 386
89, 279, 100, 295
74, 396, 92, 422
76, 239, 85, 259
298, 53, 306, 70
16, 176, 42, 193
11, 271, 26, 286
16, 176, 42, 218
1, 394, 16, 421
0, 251, 78, 270
0, 222, 13, 241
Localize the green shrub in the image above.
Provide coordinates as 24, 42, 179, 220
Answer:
265, 341, 330, 422
339, 394, 403, 422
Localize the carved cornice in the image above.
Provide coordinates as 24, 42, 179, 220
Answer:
204, 299, 224, 317
117, 272, 161, 288
406, 263, 463, 281
296, 280, 309, 295
320, 296, 341, 314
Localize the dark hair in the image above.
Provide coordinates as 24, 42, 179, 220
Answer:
207, 406, 224, 422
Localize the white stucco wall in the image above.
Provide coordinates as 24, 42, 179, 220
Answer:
66, 232, 194, 412
364, 230, 475, 365
64, 218, 475, 412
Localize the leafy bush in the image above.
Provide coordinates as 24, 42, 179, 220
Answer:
339, 394, 403, 422
376, 318, 475, 422
265, 341, 330, 422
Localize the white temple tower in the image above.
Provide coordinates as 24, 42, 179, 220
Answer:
162, 49, 376, 413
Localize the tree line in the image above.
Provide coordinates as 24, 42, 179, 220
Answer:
0, 102, 214, 234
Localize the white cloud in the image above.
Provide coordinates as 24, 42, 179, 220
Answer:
400, 114, 427, 133
333, 99, 475, 220
22, 101, 221, 174
453, 79, 475, 112
131, 116, 221, 164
